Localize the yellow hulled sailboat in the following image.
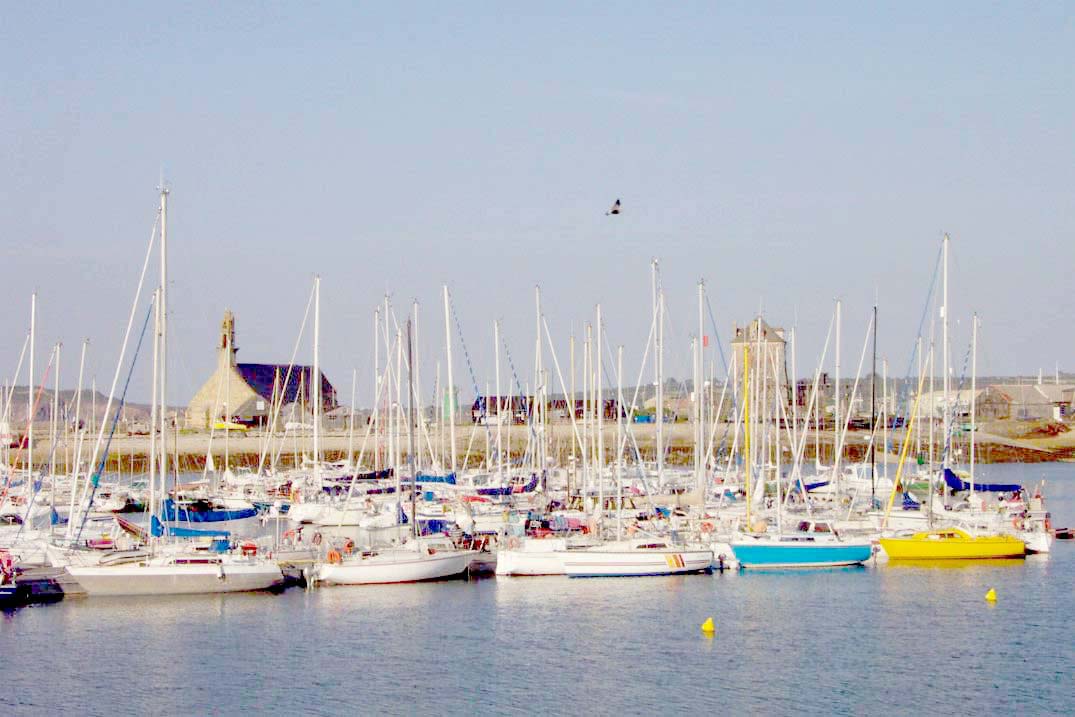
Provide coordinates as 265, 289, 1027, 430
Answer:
879, 528, 1026, 560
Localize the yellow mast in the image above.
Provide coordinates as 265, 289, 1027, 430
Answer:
882, 365, 929, 529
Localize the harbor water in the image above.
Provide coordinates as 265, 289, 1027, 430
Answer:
2, 463, 1072, 716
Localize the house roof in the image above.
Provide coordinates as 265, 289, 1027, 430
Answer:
235, 364, 337, 408
987, 383, 1075, 405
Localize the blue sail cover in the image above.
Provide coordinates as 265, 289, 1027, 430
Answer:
416, 472, 457, 485
161, 498, 258, 523
901, 492, 920, 510
943, 468, 1021, 493
475, 474, 540, 496
419, 519, 452, 535
151, 515, 231, 538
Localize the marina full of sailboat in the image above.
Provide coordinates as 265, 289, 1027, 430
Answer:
1, 189, 1069, 607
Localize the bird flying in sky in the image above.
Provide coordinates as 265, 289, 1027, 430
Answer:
606, 199, 621, 216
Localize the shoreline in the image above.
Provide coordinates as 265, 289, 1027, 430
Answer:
11, 422, 1074, 472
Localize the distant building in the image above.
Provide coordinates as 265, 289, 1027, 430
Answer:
185, 310, 337, 429
983, 383, 1073, 421
731, 317, 790, 407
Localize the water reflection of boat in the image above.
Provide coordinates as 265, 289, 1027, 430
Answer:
880, 557, 1025, 570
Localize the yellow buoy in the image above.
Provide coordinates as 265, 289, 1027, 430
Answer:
985, 588, 997, 602
701, 617, 715, 636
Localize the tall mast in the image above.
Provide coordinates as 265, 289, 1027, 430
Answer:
374, 307, 380, 471
407, 318, 418, 539
870, 303, 877, 504
883, 358, 889, 487
616, 344, 624, 540
158, 184, 169, 495
649, 259, 657, 481
534, 286, 542, 474
443, 285, 457, 474
28, 292, 35, 479
743, 342, 751, 530
50, 342, 60, 522
495, 320, 503, 484
652, 260, 663, 481
695, 280, 704, 492
834, 299, 841, 478
942, 233, 950, 471
583, 323, 591, 494
312, 275, 321, 484
66, 339, 88, 533
596, 303, 604, 520
347, 369, 357, 470
148, 289, 160, 536
970, 313, 978, 496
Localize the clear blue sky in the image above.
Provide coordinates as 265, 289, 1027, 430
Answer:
2, 2, 1072, 406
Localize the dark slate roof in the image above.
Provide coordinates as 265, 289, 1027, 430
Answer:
235, 364, 338, 409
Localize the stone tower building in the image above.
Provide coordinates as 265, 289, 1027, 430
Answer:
185, 310, 337, 429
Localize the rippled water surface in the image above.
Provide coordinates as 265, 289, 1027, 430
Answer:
2, 463, 1073, 716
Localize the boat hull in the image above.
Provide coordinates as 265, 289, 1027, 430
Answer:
316, 551, 472, 585
496, 549, 565, 576
66, 561, 284, 596
562, 549, 712, 577
731, 541, 873, 569
879, 534, 1025, 560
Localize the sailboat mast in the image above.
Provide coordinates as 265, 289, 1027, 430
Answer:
443, 285, 457, 474
534, 286, 542, 474
313, 276, 321, 485
28, 292, 35, 480
834, 299, 841, 481
569, 332, 576, 500
347, 369, 357, 470
158, 185, 169, 496
407, 318, 418, 540
50, 342, 60, 522
148, 289, 160, 538
941, 234, 950, 471
695, 280, 704, 492
413, 301, 421, 474
652, 260, 663, 481
495, 320, 503, 484
970, 314, 977, 496
870, 303, 877, 503
66, 339, 88, 532
743, 342, 751, 530
374, 308, 380, 471
616, 344, 624, 541
596, 303, 604, 522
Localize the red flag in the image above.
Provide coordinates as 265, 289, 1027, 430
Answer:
702, 335, 710, 348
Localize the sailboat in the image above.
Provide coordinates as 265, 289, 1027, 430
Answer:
878, 527, 1025, 560
554, 299, 713, 578
878, 237, 1027, 562
65, 185, 283, 595
315, 312, 473, 585
729, 326, 873, 569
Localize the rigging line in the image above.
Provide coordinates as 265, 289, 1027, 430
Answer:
499, 331, 535, 467
1, 353, 57, 520
75, 301, 154, 543
704, 295, 730, 378
446, 287, 496, 469
939, 336, 974, 468
15, 350, 64, 541
263, 282, 317, 473
893, 243, 944, 416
